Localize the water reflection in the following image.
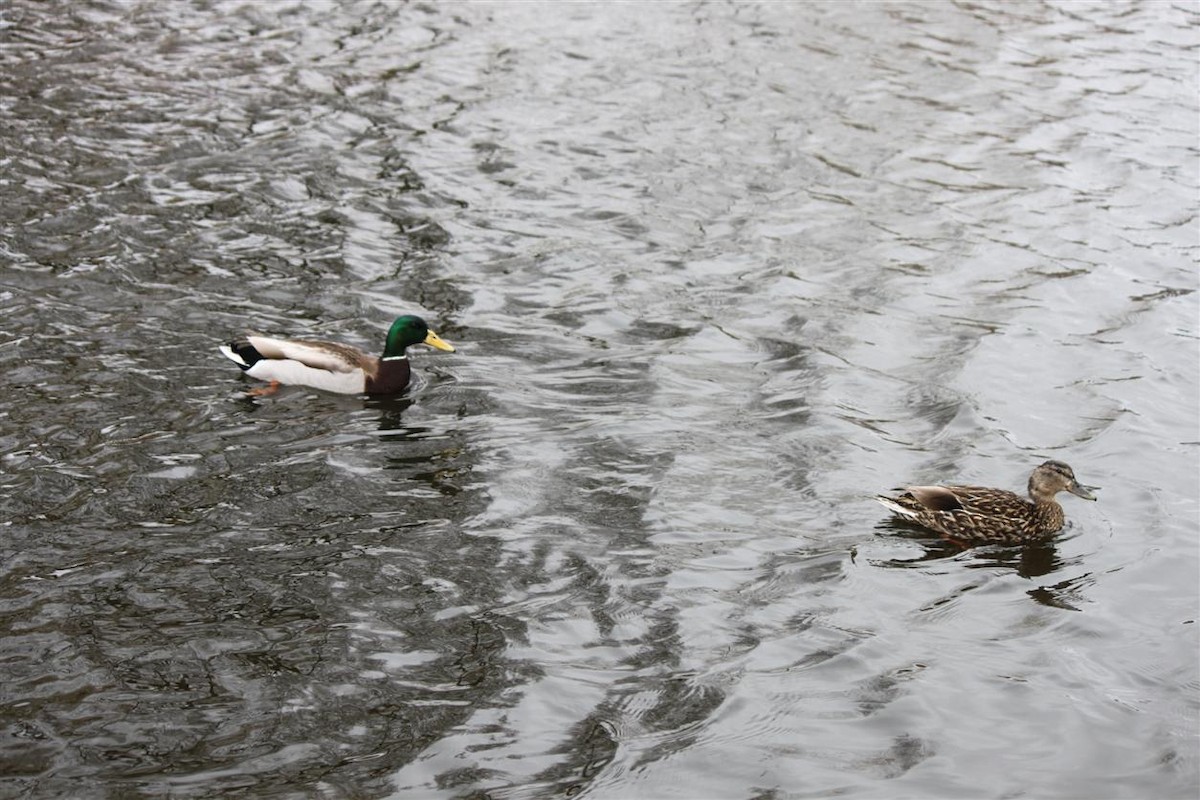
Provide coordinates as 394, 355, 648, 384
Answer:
369, 395, 419, 450
1, 0, 1196, 798
869, 518, 1069, 579
1027, 572, 1096, 612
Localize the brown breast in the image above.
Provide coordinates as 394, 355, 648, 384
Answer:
364, 358, 411, 394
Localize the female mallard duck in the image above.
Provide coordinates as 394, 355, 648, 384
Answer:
876, 460, 1098, 545
219, 315, 455, 396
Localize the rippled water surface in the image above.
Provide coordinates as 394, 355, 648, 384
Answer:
2, 1, 1198, 798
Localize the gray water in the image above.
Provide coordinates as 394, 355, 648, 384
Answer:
1, 1, 1197, 798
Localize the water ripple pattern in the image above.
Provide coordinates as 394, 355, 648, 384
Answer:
1, 2, 1196, 799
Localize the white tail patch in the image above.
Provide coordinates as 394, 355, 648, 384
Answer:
218, 344, 249, 367
876, 496, 919, 519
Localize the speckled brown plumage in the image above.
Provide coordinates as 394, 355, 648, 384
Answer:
876, 460, 1098, 545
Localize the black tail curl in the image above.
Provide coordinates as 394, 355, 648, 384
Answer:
226, 340, 264, 370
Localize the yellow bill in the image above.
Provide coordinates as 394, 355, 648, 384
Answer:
424, 330, 456, 352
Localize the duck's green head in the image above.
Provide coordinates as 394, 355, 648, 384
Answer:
382, 315, 456, 359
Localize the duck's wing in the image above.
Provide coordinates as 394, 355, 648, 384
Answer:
244, 335, 372, 374
904, 485, 967, 511
940, 485, 1030, 516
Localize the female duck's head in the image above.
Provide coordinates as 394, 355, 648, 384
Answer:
1028, 460, 1097, 503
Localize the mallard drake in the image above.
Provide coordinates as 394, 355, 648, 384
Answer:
876, 460, 1098, 545
219, 315, 455, 396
